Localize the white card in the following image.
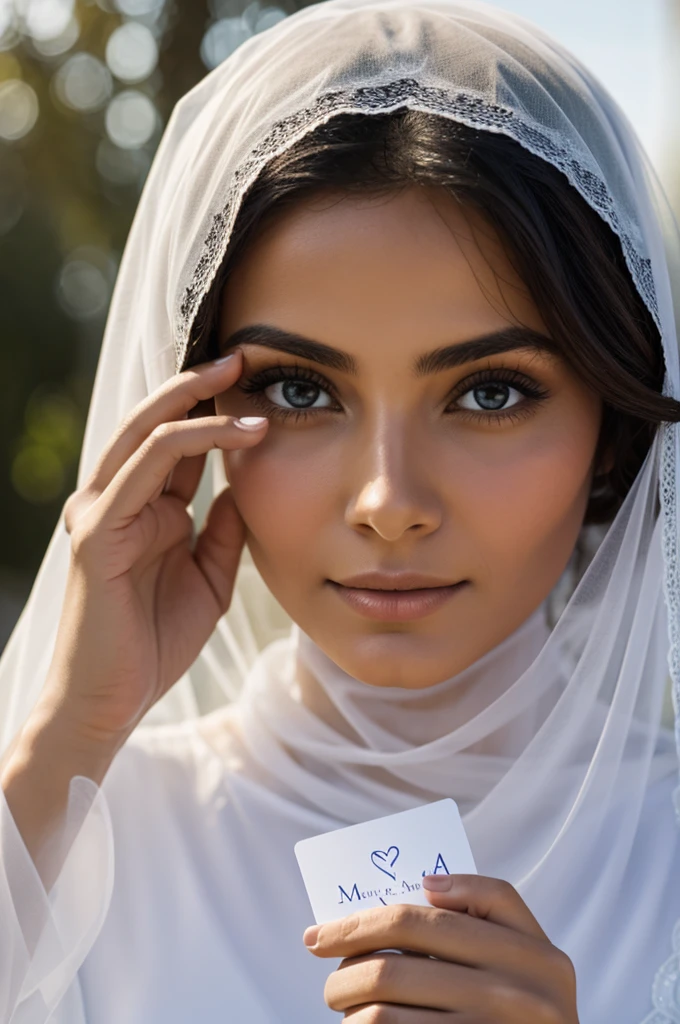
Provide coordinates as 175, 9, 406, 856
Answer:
295, 798, 477, 924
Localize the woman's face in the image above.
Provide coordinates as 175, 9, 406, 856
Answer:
214, 185, 603, 688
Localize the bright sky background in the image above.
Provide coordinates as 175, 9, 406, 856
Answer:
488, 0, 670, 174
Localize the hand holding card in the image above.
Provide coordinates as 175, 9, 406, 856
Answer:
296, 801, 580, 1022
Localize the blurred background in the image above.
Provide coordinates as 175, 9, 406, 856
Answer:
0, 0, 677, 649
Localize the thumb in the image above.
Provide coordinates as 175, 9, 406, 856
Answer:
421, 874, 549, 941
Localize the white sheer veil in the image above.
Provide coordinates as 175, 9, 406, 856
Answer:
1, 0, 680, 1018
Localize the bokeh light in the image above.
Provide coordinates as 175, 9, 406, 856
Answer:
106, 21, 158, 83
0, 0, 313, 625
11, 445, 64, 503
114, 0, 164, 15
105, 89, 157, 148
31, 15, 79, 57
19, 0, 75, 42
52, 52, 112, 112
200, 16, 252, 69
201, 1, 286, 68
57, 245, 117, 320
0, 0, 11, 32
11, 387, 83, 504
0, 0, 18, 50
0, 79, 39, 140
254, 5, 287, 32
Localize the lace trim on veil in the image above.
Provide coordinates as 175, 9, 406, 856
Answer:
174, 77, 680, 1022
176, 77, 661, 359
641, 917, 680, 1023
653, 419, 680, 1021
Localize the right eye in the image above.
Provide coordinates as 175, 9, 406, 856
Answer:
237, 363, 343, 422
262, 377, 336, 411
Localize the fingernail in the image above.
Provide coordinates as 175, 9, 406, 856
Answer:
235, 416, 268, 429
422, 874, 453, 891
303, 925, 320, 947
213, 352, 236, 365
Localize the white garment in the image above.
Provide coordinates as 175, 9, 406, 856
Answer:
65, 729, 680, 1024
3, 609, 679, 1023
2, 1, 680, 1021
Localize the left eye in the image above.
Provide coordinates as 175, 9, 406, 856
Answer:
263, 379, 334, 410
458, 382, 523, 412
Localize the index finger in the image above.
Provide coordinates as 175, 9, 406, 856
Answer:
304, 901, 543, 978
85, 349, 243, 494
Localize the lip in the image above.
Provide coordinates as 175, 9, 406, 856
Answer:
327, 579, 469, 622
331, 571, 459, 590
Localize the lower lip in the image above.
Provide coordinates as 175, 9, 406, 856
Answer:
327, 581, 468, 621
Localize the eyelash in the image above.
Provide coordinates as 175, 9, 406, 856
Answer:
236, 362, 551, 425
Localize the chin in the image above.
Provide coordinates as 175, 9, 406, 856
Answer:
325, 630, 473, 689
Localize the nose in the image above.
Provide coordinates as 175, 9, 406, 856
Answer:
344, 417, 443, 542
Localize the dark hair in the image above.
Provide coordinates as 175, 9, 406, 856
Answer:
182, 107, 680, 524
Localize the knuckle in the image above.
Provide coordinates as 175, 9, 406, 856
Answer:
428, 906, 457, 934
485, 876, 515, 902
324, 955, 399, 1014
386, 902, 416, 933
63, 491, 84, 534
148, 421, 177, 445
367, 954, 398, 992
322, 973, 343, 1011
66, 498, 104, 559
338, 912, 363, 943
69, 520, 98, 558
548, 944, 578, 990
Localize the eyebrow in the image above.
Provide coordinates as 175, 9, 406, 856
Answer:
222, 323, 558, 376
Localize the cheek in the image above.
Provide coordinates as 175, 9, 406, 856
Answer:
223, 443, 332, 565
453, 409, 599, 583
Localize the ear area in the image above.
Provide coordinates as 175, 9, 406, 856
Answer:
596, 443, 616, 477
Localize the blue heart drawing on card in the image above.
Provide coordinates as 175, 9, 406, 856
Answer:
371, 846, 400, 880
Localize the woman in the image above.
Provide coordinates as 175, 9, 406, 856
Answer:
0, 0, 679, 1021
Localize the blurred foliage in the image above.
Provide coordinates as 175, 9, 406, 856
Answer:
0, 0, 309, 633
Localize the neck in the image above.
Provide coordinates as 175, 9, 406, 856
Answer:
293, 602, 552, 749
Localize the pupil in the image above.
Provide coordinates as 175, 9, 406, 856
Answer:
283, 380, 318, 408
474, 383, 509, 410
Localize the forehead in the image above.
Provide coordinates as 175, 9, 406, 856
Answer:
219, 184, 546, 351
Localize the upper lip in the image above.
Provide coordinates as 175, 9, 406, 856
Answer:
330, 572, 461, 590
